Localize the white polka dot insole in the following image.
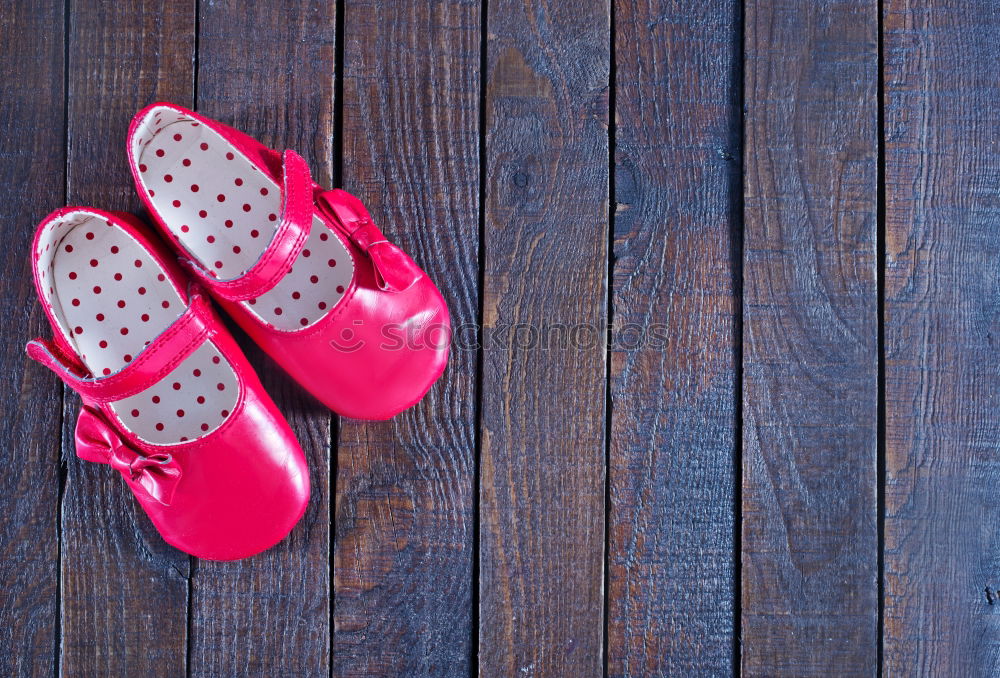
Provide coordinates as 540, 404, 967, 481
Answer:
35, 211, 239, 445
131, 107, 354, 331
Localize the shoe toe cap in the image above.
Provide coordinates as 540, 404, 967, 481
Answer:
143, 397, 310, 560
333, 281, 450, 419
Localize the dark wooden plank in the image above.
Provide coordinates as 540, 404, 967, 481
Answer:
607, 0, 739, 675
883, 2, 1000, 674
189, 2, 334, 676
60, 1, 194, 675
333, 1, 479, 676
742, 0, 879, 674
0, 1, 65, 675
479, 2, 609, 675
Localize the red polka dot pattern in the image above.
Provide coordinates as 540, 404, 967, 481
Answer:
36, 210, 240, 445
113, 342, 237, 445
132, 107, 354, 331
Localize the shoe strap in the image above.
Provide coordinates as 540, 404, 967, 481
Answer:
179, 149, 313, 302
26, 287, 216, 405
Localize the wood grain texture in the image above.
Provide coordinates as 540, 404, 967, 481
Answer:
741, 0, 879, 674
607, 1, 739, 675
883, 2, 1000, 674
334, 1, 479, 676
479, 1, 610, 675
0, 1, 64, 676
189, 2, 333, 676
60, 1, 194, 675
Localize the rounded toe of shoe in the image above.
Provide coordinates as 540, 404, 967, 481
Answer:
344, 345, 448, 421
329, 279, 450, 420
146, 399, 311, 561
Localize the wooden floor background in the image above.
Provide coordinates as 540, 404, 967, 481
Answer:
1, 0, 997, 675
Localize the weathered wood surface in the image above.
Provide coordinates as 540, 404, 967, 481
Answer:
607, 0, 740, 675
479, 1, 610, 675
190, 2, 335, 676
883, 1, 1000, 675
742, 0, 879, 674
0, 1, 64, 676
334, 0, 480, 676
61, 1, 194, 675
5, 0, 1000, 674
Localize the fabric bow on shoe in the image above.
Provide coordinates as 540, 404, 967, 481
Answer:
75, 406, 182, 505
317, 188, 423, 293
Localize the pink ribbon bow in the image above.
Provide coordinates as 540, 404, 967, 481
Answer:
75, 406, 183, 506
317, 189, 423, 293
